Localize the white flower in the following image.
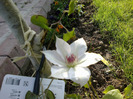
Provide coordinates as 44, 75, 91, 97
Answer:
42, 37, 103, 86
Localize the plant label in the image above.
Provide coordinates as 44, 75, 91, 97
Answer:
0, 74, 65, 99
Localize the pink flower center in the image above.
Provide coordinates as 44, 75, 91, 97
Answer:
66, 54, 76, 64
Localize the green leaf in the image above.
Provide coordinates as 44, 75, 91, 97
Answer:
25, 91, 38, 99
124, 83, 132, 98
101, 58, 110, 67
88, 78, 92, 85
63, 28, 76, 41
84, 77, 91, 89
41, 24, 51, 31
45, 89, 55, 99
103, 85, 115, 94
65, 94, 82, 99
31, 15, 51, 31
31, 15, 48, 25
72, 82, 80, 86
102, 89, 123, 99
68, 0, 76, 15
84, 83, 89, 88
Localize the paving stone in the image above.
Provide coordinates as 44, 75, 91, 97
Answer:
0, 57, 19, 88
0, 34, 25, 68
0, 0, 54, 89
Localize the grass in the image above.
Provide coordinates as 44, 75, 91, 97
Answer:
92, 0, 133, 82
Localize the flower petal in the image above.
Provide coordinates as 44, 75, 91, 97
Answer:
42, 50, 66, 67
50, 65, 69, 79
77, 52, 103, 67
56, 37, 71, 60
68, 67, 91, 86
70, 38, 87, 58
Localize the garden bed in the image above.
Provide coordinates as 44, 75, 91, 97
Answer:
45, 0, 129, 98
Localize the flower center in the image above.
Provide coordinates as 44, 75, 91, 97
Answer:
66, 54, 76, 65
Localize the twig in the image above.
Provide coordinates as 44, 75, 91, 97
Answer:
47, 31, 55, 50
88, 84, 94, 99
31, 71, 36, 77
60, 22, 69, 32
43, 79, 54, 99
89, 83, 99, 99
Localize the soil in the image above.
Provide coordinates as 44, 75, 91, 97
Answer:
37, 0, 129, 98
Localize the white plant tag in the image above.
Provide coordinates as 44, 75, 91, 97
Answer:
0, 74, 65, 99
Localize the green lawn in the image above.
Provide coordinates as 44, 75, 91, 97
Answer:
92, 0, 133, 82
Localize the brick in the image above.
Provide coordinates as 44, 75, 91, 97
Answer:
0, 0, 54, 89
0, 34, 25, 67
0, 57, 19, 88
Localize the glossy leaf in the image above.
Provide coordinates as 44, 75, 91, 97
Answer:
63, 28, 76, 41
45, 89, 55, 99
124, 83, 132, 98
31, 15, 51, 31
65, 94, 82, 99
68, 0, 76, 15
25, 91, 38, 99
103, 85, 115, 94
31, 15, 48, 25
102, 89, 123, 99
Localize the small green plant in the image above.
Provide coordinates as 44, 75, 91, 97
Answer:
25, 89, 55, 99
102, 83, 133, 99
31, 0, 84, 46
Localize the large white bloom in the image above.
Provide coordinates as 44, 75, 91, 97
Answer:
42, 37, 103, 86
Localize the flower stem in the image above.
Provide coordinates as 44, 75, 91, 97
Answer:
87, 83, 94, 99
60, 22, 69, 32
44, 79, 54, 98
50, 10, 69, 33
47, 31, 55, 50
89, 83, 99, 99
